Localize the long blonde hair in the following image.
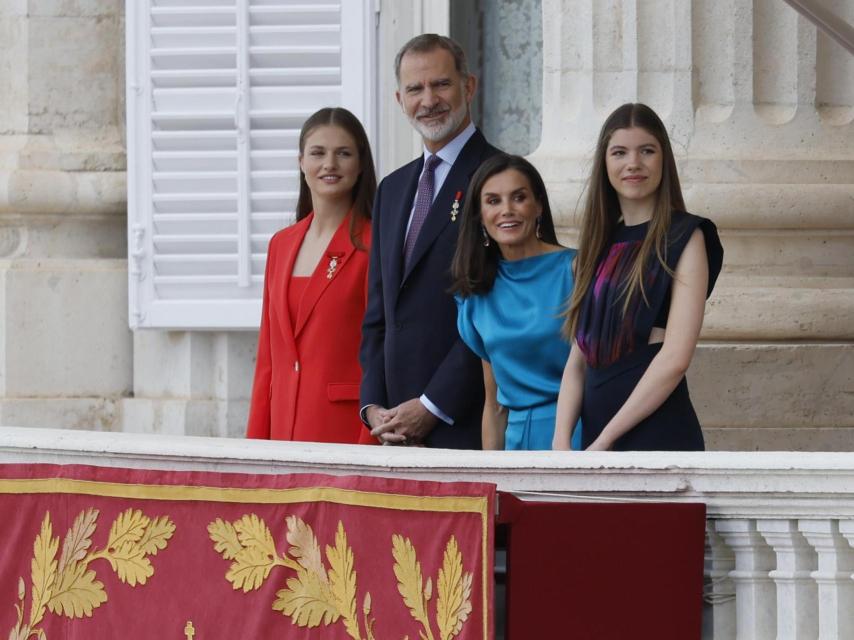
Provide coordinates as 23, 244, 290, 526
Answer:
563, 103, 685, 340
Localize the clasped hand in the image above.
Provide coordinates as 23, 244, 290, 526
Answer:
367, 398, 437, 445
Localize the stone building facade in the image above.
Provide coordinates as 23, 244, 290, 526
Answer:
0, 1, 851, 449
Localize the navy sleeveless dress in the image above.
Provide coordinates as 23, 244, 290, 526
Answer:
575, 211, 723, 451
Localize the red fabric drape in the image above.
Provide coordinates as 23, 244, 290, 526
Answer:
0, 464, 494, 639
499, 494, 706, 640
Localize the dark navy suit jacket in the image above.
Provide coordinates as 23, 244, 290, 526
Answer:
360, 129, 501, 449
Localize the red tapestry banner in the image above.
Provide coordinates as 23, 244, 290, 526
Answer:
0, 464, 495, 640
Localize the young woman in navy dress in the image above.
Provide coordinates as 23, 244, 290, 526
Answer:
553, 103, 723, 451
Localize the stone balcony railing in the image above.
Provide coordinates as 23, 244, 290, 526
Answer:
1, 426, 852, 639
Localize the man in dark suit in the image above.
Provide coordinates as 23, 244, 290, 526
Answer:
360, 34, 501, 448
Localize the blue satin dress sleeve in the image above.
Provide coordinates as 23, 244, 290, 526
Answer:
456, 249, 582, 450
455, 294, 489, 363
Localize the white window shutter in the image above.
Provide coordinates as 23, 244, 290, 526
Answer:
127, 0, 376, 329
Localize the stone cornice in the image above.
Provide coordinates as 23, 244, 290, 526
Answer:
2, 427, 853, 519
0, 169, 126, 216
545, 181, 854, 229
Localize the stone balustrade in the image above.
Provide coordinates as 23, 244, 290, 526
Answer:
1, 426, 853, 638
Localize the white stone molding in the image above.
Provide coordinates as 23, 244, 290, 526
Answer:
798, 519, 854, 639
756, 519, 818, 639
0, 170, 126, 217
3, 428, 854, 514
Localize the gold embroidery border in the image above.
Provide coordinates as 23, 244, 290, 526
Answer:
0, 478, 491, 638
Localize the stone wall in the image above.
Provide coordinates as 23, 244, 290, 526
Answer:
0, 1, 851, 449
534, 0, 854, 449
451, 0, 544, 156
0, 0, 130, 430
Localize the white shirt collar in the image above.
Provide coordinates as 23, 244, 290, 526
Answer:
422, 121, 477, 168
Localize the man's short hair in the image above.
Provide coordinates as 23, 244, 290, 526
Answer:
394, 34, 470, 84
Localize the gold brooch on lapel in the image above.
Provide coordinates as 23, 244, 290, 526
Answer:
450, 191, 462, 222
326, 252, 344, 279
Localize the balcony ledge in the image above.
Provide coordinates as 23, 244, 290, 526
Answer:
1, 427, 852, 519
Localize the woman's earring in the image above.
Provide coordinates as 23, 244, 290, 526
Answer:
536, 216, 542, 239
481, 225, 490, 247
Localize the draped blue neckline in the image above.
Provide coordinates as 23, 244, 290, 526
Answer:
456, 247, 576, 410
497, 248, 572, 281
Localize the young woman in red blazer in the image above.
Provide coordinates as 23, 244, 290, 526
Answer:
247, 108, 377, 444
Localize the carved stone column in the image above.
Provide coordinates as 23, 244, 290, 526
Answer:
756, 519, 818, 638
534, 0, 854, 450
799, 519, 854, 639
0, 1, 131, 429
715, 519, 777, 639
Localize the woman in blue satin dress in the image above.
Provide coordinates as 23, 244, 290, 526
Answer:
451, 154, 581, 450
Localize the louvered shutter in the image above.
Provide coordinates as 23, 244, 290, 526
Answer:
127, 0, 375, 329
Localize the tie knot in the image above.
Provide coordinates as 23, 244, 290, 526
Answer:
424, 154, 442, 173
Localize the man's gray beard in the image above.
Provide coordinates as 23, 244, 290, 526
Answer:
409, 105, 467, 143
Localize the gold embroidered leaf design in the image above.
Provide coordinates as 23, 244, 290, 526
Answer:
57, 508, 98, 576
362, 592, 377, 640
273, 569, 339, 627
210, 515, 296, 593
106, 509, 149, 550
46, 563, 106, 618
435, 536, 472, 640
213, 514, 282, 593
12, 508, 175, 640
208, 518, 242, 560
29, 513, 58, 628
95, 509, 174, 587
286, 515, 328, 583
108, 541, 153, 586
326, 521, 359, 640
8, 623, 31, 640
46, 508, 105, 619
392, 534, 434, 640
227, 545, 275, 592
234, 514, 277, 559
138, 516, 175, 556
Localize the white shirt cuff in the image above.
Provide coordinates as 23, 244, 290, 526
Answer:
420, 394, 454, 425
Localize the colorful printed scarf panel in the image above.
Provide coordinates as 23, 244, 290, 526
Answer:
576, 238, 661, 369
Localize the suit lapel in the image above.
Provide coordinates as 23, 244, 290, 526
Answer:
293, 214, 356, 339
275, 215, 311, 342
402, 130, 488, 283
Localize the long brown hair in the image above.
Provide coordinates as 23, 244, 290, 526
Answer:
296, 107, 377, 250
563, 103, 685, 339
451, 154, 559, 297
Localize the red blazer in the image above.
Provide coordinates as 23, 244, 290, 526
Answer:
247, 213, 374, 444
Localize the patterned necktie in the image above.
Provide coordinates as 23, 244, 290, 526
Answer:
403, 154, 443, 267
